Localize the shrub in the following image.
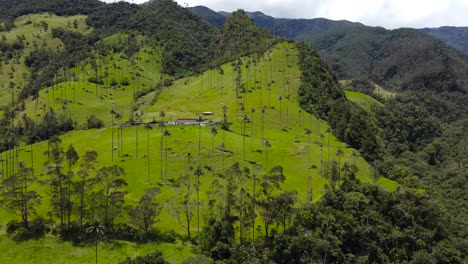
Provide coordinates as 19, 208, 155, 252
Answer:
29, 217, 48, 237
118, 251, 169, 264
6, 220, 21, 234
87, 114, 104, 129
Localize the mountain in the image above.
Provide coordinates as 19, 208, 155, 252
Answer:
188, 5, 226, 28
190, 6, 468, 93
421, 26, 468, 54
0, 1, 466, 263
309, 26, 468, 93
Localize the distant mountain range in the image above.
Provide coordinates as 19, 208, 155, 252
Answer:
189, 6, 468, 55
190, 6, 468, 93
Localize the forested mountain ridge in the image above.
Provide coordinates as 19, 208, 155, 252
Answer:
0, 1, 466, 263
421, 26, 468, 54
191, 6, 468, 93
0, 0, 103, 22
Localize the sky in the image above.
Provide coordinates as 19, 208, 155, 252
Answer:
102, 0, 468, 29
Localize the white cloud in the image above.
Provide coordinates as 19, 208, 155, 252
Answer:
101, 0, 468, 29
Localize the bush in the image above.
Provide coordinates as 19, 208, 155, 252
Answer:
182, 255, 214, 264
29, 217, 48, 237
87, 114, 104, 129
118, 251, 169, 264
88, 76, 104, 85
6, 220, 21, 234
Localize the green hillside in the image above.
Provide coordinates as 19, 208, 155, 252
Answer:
0, 1, 466, 263
1, 42, 395, 227
0, 13, 90, 109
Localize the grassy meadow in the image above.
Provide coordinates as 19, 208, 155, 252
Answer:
0, 39, 398, 263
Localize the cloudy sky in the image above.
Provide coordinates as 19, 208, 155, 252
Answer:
103, 0, 468, 29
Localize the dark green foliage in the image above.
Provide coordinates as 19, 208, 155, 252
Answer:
0, 0, 104, 21
218, 10, 274, 60
87, 0, 219, 78
276, 179, 464, 263
118, 251, 169, 264
328, 101, 384, 160
421, 26, 468, 55
86, 114, 104, 129
188, 6, 227, 28
311, 27, 468, 93
374, 97, 441, 155
199, 218, 235, 260
296, 42, 344, 119
85, 2, 141, 35
51, 27, 98, 68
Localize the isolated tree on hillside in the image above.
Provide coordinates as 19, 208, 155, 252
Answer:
210, 127, 218, 170
94, 165, 127, 228
278, 96, 283, 125
351, 150, 360, 167
194, 166, 204, 234
264, 140, 271, 173
250, 108, 255, 151
1, 162, 41, 228
86, 221, 105, 264
326, 128, 332, 161
159, 111, 166, 182
127, 187, 162, 234
77, 151, 97, 229
169, 173, 195, 240
145, 123, 152, 184
44, 136, 66, 230
336, 148, 344, 178
242, 114, 250, 161
65, 145, 79, 229
163, 129, 171, 182
261, 107, 266, 143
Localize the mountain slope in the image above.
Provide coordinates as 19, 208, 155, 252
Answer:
188, 5, 226, 28
88, 0, 219, 77
421, 26, 468, 55
190, 6, 468, 93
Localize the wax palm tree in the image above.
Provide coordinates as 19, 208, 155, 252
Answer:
319, 133, 324, 175
86, 221, 106, 264
305, 128, 312, 162
210, 127, 218, 170
336, 148, 344, 179
193, 166, 204, 234
278, 96, 283, 125
264, 140, 271, 173
261, 107, 266, 143
144, 123, 152, 184
351, 150, 360, 168
326, 128, 332, 161
163, 129, 171, 182
242, 114, 250, 161
250, 108, 255, 151
159, 113, 165, 182
186, 152, 192, 167
197, 116, 202, 167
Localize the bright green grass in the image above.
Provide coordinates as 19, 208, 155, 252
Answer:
0, 43, 398, 261
0, 13, 90, 108
20, 45, 165, 127
373, 83, 397, 99
1, 42, 397, 227
0, 235, 193, 264
345, 90, 384, 111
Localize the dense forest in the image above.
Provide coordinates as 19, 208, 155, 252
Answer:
0, 0, 466, 263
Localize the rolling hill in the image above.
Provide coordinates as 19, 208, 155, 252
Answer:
0, 1, 466, 263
